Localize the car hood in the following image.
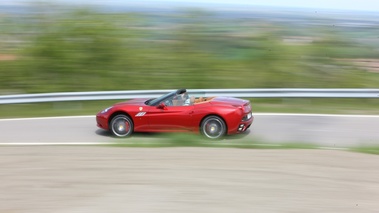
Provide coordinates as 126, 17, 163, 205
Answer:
211, 97, 249, 106
114, 98, 150, 106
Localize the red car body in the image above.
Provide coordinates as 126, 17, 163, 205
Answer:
96, 89, 253, 139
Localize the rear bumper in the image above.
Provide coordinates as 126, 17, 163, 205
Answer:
239, 115, 254, 132
228, 115, 254, 135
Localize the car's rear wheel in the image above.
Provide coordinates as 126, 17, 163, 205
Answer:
110, 114, 134, 137
200, 115, 226, 139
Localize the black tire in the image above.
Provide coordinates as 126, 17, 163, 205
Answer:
200, 115, 226, 139
110, 114, 134, 137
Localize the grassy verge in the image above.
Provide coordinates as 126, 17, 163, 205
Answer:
0, 98, 378, 119
0, 100, 115, 118
250, 98, 379, 115
105, 134, 379, 155
350, 146, 379, 155
107, 133, 320, 149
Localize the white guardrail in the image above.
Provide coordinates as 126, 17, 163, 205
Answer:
0, 89, 378, 104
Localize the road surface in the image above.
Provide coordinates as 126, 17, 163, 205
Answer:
0, 114, 378, 147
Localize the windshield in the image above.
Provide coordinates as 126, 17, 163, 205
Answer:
147, 90, 177, 106
146, 90, 206, 106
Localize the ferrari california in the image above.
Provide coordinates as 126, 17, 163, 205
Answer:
96, 89, 253, 139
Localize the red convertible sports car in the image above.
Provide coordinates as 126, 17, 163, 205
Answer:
96, 89, 253, 139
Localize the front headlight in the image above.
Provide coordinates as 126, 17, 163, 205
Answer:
243, 103, 252, 113
101, 106, 113, 113
242, 112, 252, 121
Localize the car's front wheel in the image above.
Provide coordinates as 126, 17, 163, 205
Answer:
200, 115, 226, 139
110, 114, 134, 137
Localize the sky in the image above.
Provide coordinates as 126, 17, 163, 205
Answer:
3, 0, 379, 12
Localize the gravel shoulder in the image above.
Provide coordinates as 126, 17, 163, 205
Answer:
1, 146, 379, 213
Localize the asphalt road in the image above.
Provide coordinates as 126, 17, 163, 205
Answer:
0, 114, 379, 147
252, 113, 379, 147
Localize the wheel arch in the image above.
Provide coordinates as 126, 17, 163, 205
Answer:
199, 114, 228, 134
108, 111, 133, 129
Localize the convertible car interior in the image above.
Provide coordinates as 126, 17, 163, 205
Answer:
172, 97, 215, 106
194, 97, 215, 104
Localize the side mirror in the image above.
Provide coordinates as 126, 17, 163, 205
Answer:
157, 102, 167, 110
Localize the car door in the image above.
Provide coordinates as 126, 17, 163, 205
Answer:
147, 104, 195, 132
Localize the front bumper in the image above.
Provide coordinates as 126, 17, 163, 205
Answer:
96, 113, 109, 130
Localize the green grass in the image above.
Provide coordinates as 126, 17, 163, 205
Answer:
105, 133, 379, 155
109, 135, 379, 156
350, 146, 379, 155
108, 133, 320, 149
249, 98, 379, 115
0, 100, 115, 118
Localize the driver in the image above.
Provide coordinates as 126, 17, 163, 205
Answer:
182, 92, 191, 106
174, 92, 191, 106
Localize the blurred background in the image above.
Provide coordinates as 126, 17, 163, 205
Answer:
1, 3, 379, 213
1, 0, 379, 94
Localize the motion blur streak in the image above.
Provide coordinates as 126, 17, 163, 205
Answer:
1, 2, 379, 94
1, 2, 378, 213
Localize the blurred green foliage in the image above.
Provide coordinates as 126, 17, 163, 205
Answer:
351, 146, 379, 155
0, 98, 378, 119
0, 4, 378, 94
